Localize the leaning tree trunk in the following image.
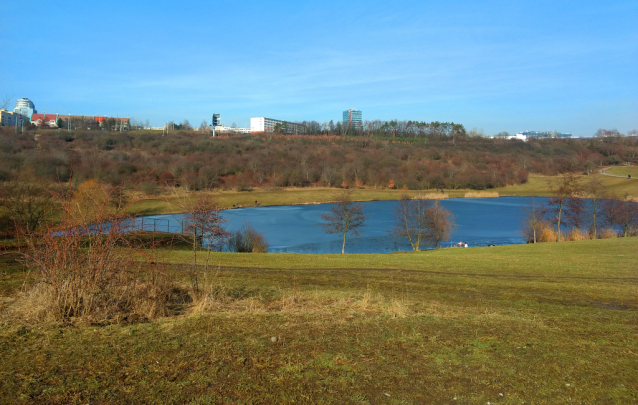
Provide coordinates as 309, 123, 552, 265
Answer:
556, 202, 563, 242
342, 233, 347, 254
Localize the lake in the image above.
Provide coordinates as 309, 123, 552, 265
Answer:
136, 197, 547, 254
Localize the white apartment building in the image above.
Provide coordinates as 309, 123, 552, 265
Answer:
250, 117, 306, 134
0, 110, 28, 127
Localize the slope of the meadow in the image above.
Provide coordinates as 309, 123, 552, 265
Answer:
1, 238, 637, 403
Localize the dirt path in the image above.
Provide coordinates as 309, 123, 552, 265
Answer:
600, 166, 636, 179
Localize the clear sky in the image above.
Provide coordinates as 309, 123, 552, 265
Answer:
2, 0, 637, 136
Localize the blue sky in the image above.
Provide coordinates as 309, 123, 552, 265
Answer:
2, 0, 637, 136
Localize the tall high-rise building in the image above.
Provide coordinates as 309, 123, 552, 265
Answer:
14, 98, 36, 119
212, 113, 221, 127
343, 108, 362, 130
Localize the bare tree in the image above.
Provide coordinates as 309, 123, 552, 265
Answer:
168, 190, 228, 291
1, 94, 12, 110
319, 190, 366, 254
584, 177, 607, 238
424, 200, 454, 249
547, 174, 584, 241
199, 120, 210, 132
391, 192, 430, 251
607, 195, 638, 237
521, 197, 546, 243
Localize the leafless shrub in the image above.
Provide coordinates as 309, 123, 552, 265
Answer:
227, 223, 269, 253
7, 182, 175, 325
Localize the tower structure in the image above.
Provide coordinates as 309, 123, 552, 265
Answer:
14, 98, 36, 119
212, 113, 221, 127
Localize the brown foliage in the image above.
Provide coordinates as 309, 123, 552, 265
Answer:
11, 183, 175, 325
1, 128, 636, 197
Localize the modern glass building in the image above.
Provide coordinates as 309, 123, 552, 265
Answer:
343, 109, 362, 130
14, 98, 36, 119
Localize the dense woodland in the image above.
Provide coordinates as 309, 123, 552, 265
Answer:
0, 126, 636, 194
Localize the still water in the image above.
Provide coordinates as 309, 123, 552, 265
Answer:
136, 197, 547, 254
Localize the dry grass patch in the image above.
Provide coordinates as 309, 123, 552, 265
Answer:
464, 191, 499, 198
565, 227, 590, 241
187, 275, 411, 319
415, 192, 449, 199
538, 223, 559, 242
598, 227, 618, 239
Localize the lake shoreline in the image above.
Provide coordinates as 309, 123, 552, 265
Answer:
133, 197, 543, 254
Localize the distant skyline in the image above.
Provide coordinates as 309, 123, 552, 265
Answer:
1, 0, 636, 137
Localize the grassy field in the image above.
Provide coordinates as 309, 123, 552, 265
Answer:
605, 165, 638, 178
127, 171, 638, 216
1, 238, 637, 403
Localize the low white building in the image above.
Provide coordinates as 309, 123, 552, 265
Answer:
510, 131, 573, 141
30, 113, 59, 127
507, 133, 528, 141
214, 125, 251, 134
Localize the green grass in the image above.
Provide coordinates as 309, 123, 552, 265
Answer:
163, 237, 638, 278
1, 238, 637, 403
606, 165, 638, 178
0, 253, 29, 298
